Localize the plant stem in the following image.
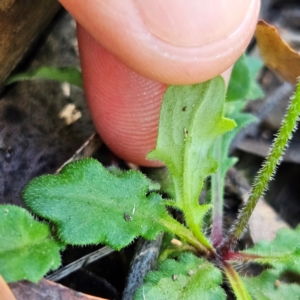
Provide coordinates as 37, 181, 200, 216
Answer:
211, 138, 224, 247
223, 262, 252, 300
172, 177, 214, 252
183, 208, 213, 251
162, 217, 212, 255
223, 82, 300, 251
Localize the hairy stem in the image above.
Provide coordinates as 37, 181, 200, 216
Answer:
223, 82, 300, 251
223, 262, 252, 300
211, 138, 224, 247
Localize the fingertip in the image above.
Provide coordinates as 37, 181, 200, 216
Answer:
77, 26, 166, 166
64, 0, 260, 166
60, 0, 260, 84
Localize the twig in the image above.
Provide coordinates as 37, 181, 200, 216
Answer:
56, 132, 102, 173
122, 236, 163, 300
46, 246, 114, 282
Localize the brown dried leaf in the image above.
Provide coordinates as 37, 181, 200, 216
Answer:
0, 276, 16, 300
255, 20, 300, 84
9, 279, 108, 300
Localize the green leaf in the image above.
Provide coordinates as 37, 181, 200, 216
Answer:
242, 269, 300, 300
0, 205, 62, 283
223, 263, 252, 300
244, 55, 265, 100
5, 67, 83, 88
210, 106, 256, 245
214, 54, 262, 183
135, 252, 226, 300
24, 158, 193, 250
144, 168, 176, 199
216, 101, 257, 180
148, 77, 235, 203
107, 166, 161, 192
210, 57, 260, 244
241, 225, 300, 275
227, 55, 251, 101
147, 77, 235, 248
227, 54, 264, 102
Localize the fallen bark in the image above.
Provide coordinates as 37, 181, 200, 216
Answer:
0, 0, 61, 87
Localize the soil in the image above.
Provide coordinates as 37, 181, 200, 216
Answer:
1, 1, 300, 299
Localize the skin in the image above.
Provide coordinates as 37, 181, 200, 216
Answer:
59, 0, 261, 166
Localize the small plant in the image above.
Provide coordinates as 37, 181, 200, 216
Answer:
1, 54, 300, 299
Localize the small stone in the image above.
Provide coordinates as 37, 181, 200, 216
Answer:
172, 275, 178, 281
171, 238, 182, 247
187, 270, 194, 276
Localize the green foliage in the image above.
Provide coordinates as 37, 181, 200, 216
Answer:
242, 225, 300, 274
215, 54, 263, 182
226, 81, 300, 248
223, 263, 252, 300
227, 54, 251, 101
3, 50, 299, 300
144, 168, 176, 199
5, 66, 83, 88
135, 252, 225, 300
242, 269, 300, 299
148, 76, 235, 207
244, 55, 265, 100
211, 101, 257, 227
0, 205, 62, 283
148, 76, 235, 247
210, 54, 263, 245
24, 158, 191, 250
226, 54, 264, 102
220, 54, 263, 175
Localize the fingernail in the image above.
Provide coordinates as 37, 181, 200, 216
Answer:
134, 0, 253, 47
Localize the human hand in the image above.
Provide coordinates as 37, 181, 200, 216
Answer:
59, 0, 260, 166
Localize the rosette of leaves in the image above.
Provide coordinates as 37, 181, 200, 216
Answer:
2, 54, 300, 300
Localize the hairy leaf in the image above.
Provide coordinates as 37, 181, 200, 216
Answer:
242, 225, 300, 274
144, 168, 176, 199
135, 252, 225, 300
148, 77, 235, 247
242, 269, 300, 299
24, 159, 189, 250
5, 67, 83, 88
107, 166, 161, 192
148, 76, 235, 206
0, 205, 62, 283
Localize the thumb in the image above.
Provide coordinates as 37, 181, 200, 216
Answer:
60, 0, 260, 166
